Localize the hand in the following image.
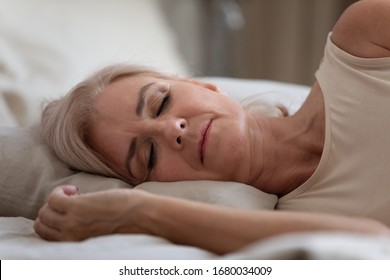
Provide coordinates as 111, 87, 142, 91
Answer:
34, 185, 147, 241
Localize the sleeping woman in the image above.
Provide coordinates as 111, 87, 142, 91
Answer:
34, 0, 390, 254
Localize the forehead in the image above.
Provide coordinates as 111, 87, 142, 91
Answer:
87, 76, 151, 175
97, 75, 150, 105
94, 75, 159, 119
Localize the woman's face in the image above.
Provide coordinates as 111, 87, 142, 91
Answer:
88, 75, 256, 185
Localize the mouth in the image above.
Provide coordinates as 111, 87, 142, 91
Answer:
198, 119, 213, 164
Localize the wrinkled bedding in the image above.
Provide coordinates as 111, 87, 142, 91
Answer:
2, 0, 390, 260
2, 217, 390, 260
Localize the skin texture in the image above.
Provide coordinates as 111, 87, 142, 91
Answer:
88, 75, 325, 196
35, 0, 390, 254
35, 185, 390, 254
88, 77, 256, 186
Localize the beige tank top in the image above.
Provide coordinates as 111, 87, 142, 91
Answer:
276, 34, 390, 226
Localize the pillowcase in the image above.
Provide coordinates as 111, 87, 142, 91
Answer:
0, 78, 309, 219
200, 77, 309, 114
0, 127, 276, 220
0, 127, 131, 219
136, 181, 277, 210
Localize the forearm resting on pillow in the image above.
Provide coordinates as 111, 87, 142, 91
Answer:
35, 187, 390, 255
134, 192, 390, 254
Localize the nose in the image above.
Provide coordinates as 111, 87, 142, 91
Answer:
152, 118, 187, 149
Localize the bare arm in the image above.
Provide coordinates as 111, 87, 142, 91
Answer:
332, 0, 390, 58
35, 186, 389, 255
130, 190, 389, 254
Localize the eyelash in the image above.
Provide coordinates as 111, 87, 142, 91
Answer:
154, 88, 171, 117
148, 142, 156, 171
148, 87, 171, 171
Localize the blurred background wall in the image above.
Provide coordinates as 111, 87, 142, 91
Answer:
0, 0, 359, 126
160, 0, 357, 85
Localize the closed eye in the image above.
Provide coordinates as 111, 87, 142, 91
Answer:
148, 143, 156, 171
156, 93, 170, 117
148, 85, 170, 172
156, 86, 171, 117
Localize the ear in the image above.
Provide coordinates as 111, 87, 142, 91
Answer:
186, 79, 224, 94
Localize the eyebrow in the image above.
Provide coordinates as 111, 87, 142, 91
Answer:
136, 82, 155, 116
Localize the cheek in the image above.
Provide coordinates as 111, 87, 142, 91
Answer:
152, 156, 193, 182
209, 118, 250, 174
184, 92, 237, 112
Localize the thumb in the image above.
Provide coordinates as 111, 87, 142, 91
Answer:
60, 185, 79, 196
47, 185, 79, 213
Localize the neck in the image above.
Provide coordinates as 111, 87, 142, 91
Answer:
247, 84, 325, 196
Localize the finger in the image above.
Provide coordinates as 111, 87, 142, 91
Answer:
34, 217, 62, 241
47, 186, 77, 213
38, 204, 65, 231
60, 185, 79, 196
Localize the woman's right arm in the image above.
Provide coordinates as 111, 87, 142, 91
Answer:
134, 191, 389, 254
35, 186, 389, 255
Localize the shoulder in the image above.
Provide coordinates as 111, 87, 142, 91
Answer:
332, 0, 390, 58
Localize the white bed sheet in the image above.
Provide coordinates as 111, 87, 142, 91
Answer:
2, 217, 390, 260
3, 76, 390, 260
2, 0, 390, 260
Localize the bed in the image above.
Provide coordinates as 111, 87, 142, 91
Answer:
1, 0, 390, 260
2, 77, 390, 260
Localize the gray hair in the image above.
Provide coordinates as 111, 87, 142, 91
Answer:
240, 94, 288, 117
40, 63, 287, 185
40, 64, 174, 185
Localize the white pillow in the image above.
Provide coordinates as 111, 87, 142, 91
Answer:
0, 127, 130, 219
201, 77, 310, 114
0, 78, 310, 219
0, 126, 276, 219
137, 181, 277, 210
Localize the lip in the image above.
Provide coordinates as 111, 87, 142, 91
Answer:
198, 119, 213, 164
